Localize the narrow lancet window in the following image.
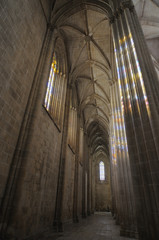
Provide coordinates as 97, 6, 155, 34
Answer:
44, 53, 57, 112
99, 161, 105, 180
44, 49, 67, 129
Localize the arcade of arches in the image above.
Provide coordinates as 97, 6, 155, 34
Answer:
0, 0, 159, 239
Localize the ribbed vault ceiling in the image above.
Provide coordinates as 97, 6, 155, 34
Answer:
53, 2, 112, 156
51, 0, 159, 156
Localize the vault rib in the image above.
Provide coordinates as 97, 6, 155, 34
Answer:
90, 37, 111, 67
59, 24, 86, 36
91, 17, 108, 35
94, 81, 110, 103
72, 60, 110, 82
71, 41, 87, 72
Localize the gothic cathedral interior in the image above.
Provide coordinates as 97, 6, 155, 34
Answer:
0, 0, 159, 239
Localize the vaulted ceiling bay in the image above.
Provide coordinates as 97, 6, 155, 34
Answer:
52, 2, 112, 157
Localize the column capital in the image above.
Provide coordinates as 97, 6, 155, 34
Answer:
121, 0, 134, 11
111, 0, 134, 22
109, 16, 115, 24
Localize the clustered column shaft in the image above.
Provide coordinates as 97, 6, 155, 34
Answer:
110, 81, 137, 237
110, 1, 159, 239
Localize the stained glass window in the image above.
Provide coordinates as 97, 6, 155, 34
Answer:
44, 53, 57, 112
44, 51, 67, 129
99, 161, 105, 180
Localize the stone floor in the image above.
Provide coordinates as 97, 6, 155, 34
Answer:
36, 212, 136, 240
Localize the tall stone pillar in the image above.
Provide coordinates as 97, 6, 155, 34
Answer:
111, 0, 159, 239
109, 116, 117, 218
110, 83, 125, 226
110, 81, 137, 237
87, 146, 92, 215
91, 153, 95, 214
53, 84, 71, 232
82, 132, 89, 218
73, 110, 80, 222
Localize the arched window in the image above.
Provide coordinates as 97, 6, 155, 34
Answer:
99, 161, 105, 180
44, 52, 57, 112
44, 43, 67, 129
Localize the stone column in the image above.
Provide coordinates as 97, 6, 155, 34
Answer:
73, 110, 80, 222
109, 111, 116, 218
91, 153, 95, 214
110, 83, 125, 226
111, 0, 159, 239
110, 81, 137, 237
82, 132, 88, 218
87, 147, 92, 215
53, 84, 71, 232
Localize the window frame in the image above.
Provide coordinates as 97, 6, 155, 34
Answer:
99, 161, 106, 181
43, 43, 67, 131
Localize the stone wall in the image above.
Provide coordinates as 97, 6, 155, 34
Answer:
0, 1, 112, 239
0, 0, 49, 207
0, 1, 62, 238
94, 155, 111, 211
